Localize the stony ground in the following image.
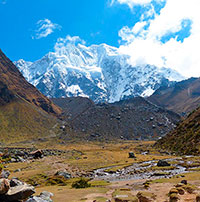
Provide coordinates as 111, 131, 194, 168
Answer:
1, 141, 200, 202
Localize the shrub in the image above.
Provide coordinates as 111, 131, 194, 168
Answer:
72, 178, 91, 189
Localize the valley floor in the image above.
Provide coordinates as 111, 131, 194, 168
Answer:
2, 141, 200, 202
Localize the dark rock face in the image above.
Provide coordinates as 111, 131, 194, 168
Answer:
157, 160, 171, 167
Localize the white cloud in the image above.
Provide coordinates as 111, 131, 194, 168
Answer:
116, 0, 200, 77
33, 19, 61, 39
54, 35, 86, 54
111, 0, 164, 8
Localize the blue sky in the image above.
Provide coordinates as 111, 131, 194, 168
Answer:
0, 0, 200, 77
0, 0, 138, 61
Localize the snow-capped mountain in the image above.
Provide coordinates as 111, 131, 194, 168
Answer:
15, 43, 185, 103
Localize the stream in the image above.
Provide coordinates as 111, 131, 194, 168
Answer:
93, 158, 198, 181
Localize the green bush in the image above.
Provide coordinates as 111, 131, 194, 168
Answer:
72, 178, 91, 189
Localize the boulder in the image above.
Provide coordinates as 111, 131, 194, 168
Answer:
136, 191, 156, 202
157, 160, 170, 167
4, 184, 35, 201
55, 171, 71, 179
129, 152, 136, 159
30, 150, 43, 159
0, 178, 10, 194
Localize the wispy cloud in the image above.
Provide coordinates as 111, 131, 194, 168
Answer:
110, 0, 158, 8
32, 19, 61, 39
54, 35, 86, 55
111, 0, 200, 77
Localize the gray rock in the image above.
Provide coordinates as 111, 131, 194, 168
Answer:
5, 184, 35, 201
1, 170, 10, 179
55, 171, 71, 179
26, 191, 53, 202
13, 168, 21, 173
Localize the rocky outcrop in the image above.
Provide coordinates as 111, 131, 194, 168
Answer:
0, 169, 53, 202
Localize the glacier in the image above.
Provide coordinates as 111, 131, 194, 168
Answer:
15, 42, 185, 103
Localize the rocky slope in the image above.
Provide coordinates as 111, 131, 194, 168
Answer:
148, 77, 200, 116
0, 49, 61, 115
15, 43, 184, 103
0, 49, 61, 144
155, 106, 200, 155
53, 97, 181, 141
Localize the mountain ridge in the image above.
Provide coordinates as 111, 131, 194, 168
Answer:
0, 49, 61, 116
0, 49, 61, 144
148, 77, 200, 115
15, 43, 185, 103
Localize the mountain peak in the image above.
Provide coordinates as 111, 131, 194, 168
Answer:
15, 43, 184, 103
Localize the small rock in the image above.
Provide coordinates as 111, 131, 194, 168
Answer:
55, 171, 71, 179
0, 178, 10, 194
169, 193, 180, 202
181, 180, 187, 185
176, 187, 184, 195
1, 170, 10, 179
26, 191, 53, 202
175, 183, 184, 187
13, 168, 21, 173
136, 191, 156, 202
129, 152, 136, 158
169, 188, 178, 195
157, 160, 171, 167
30, 150, 43, 159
